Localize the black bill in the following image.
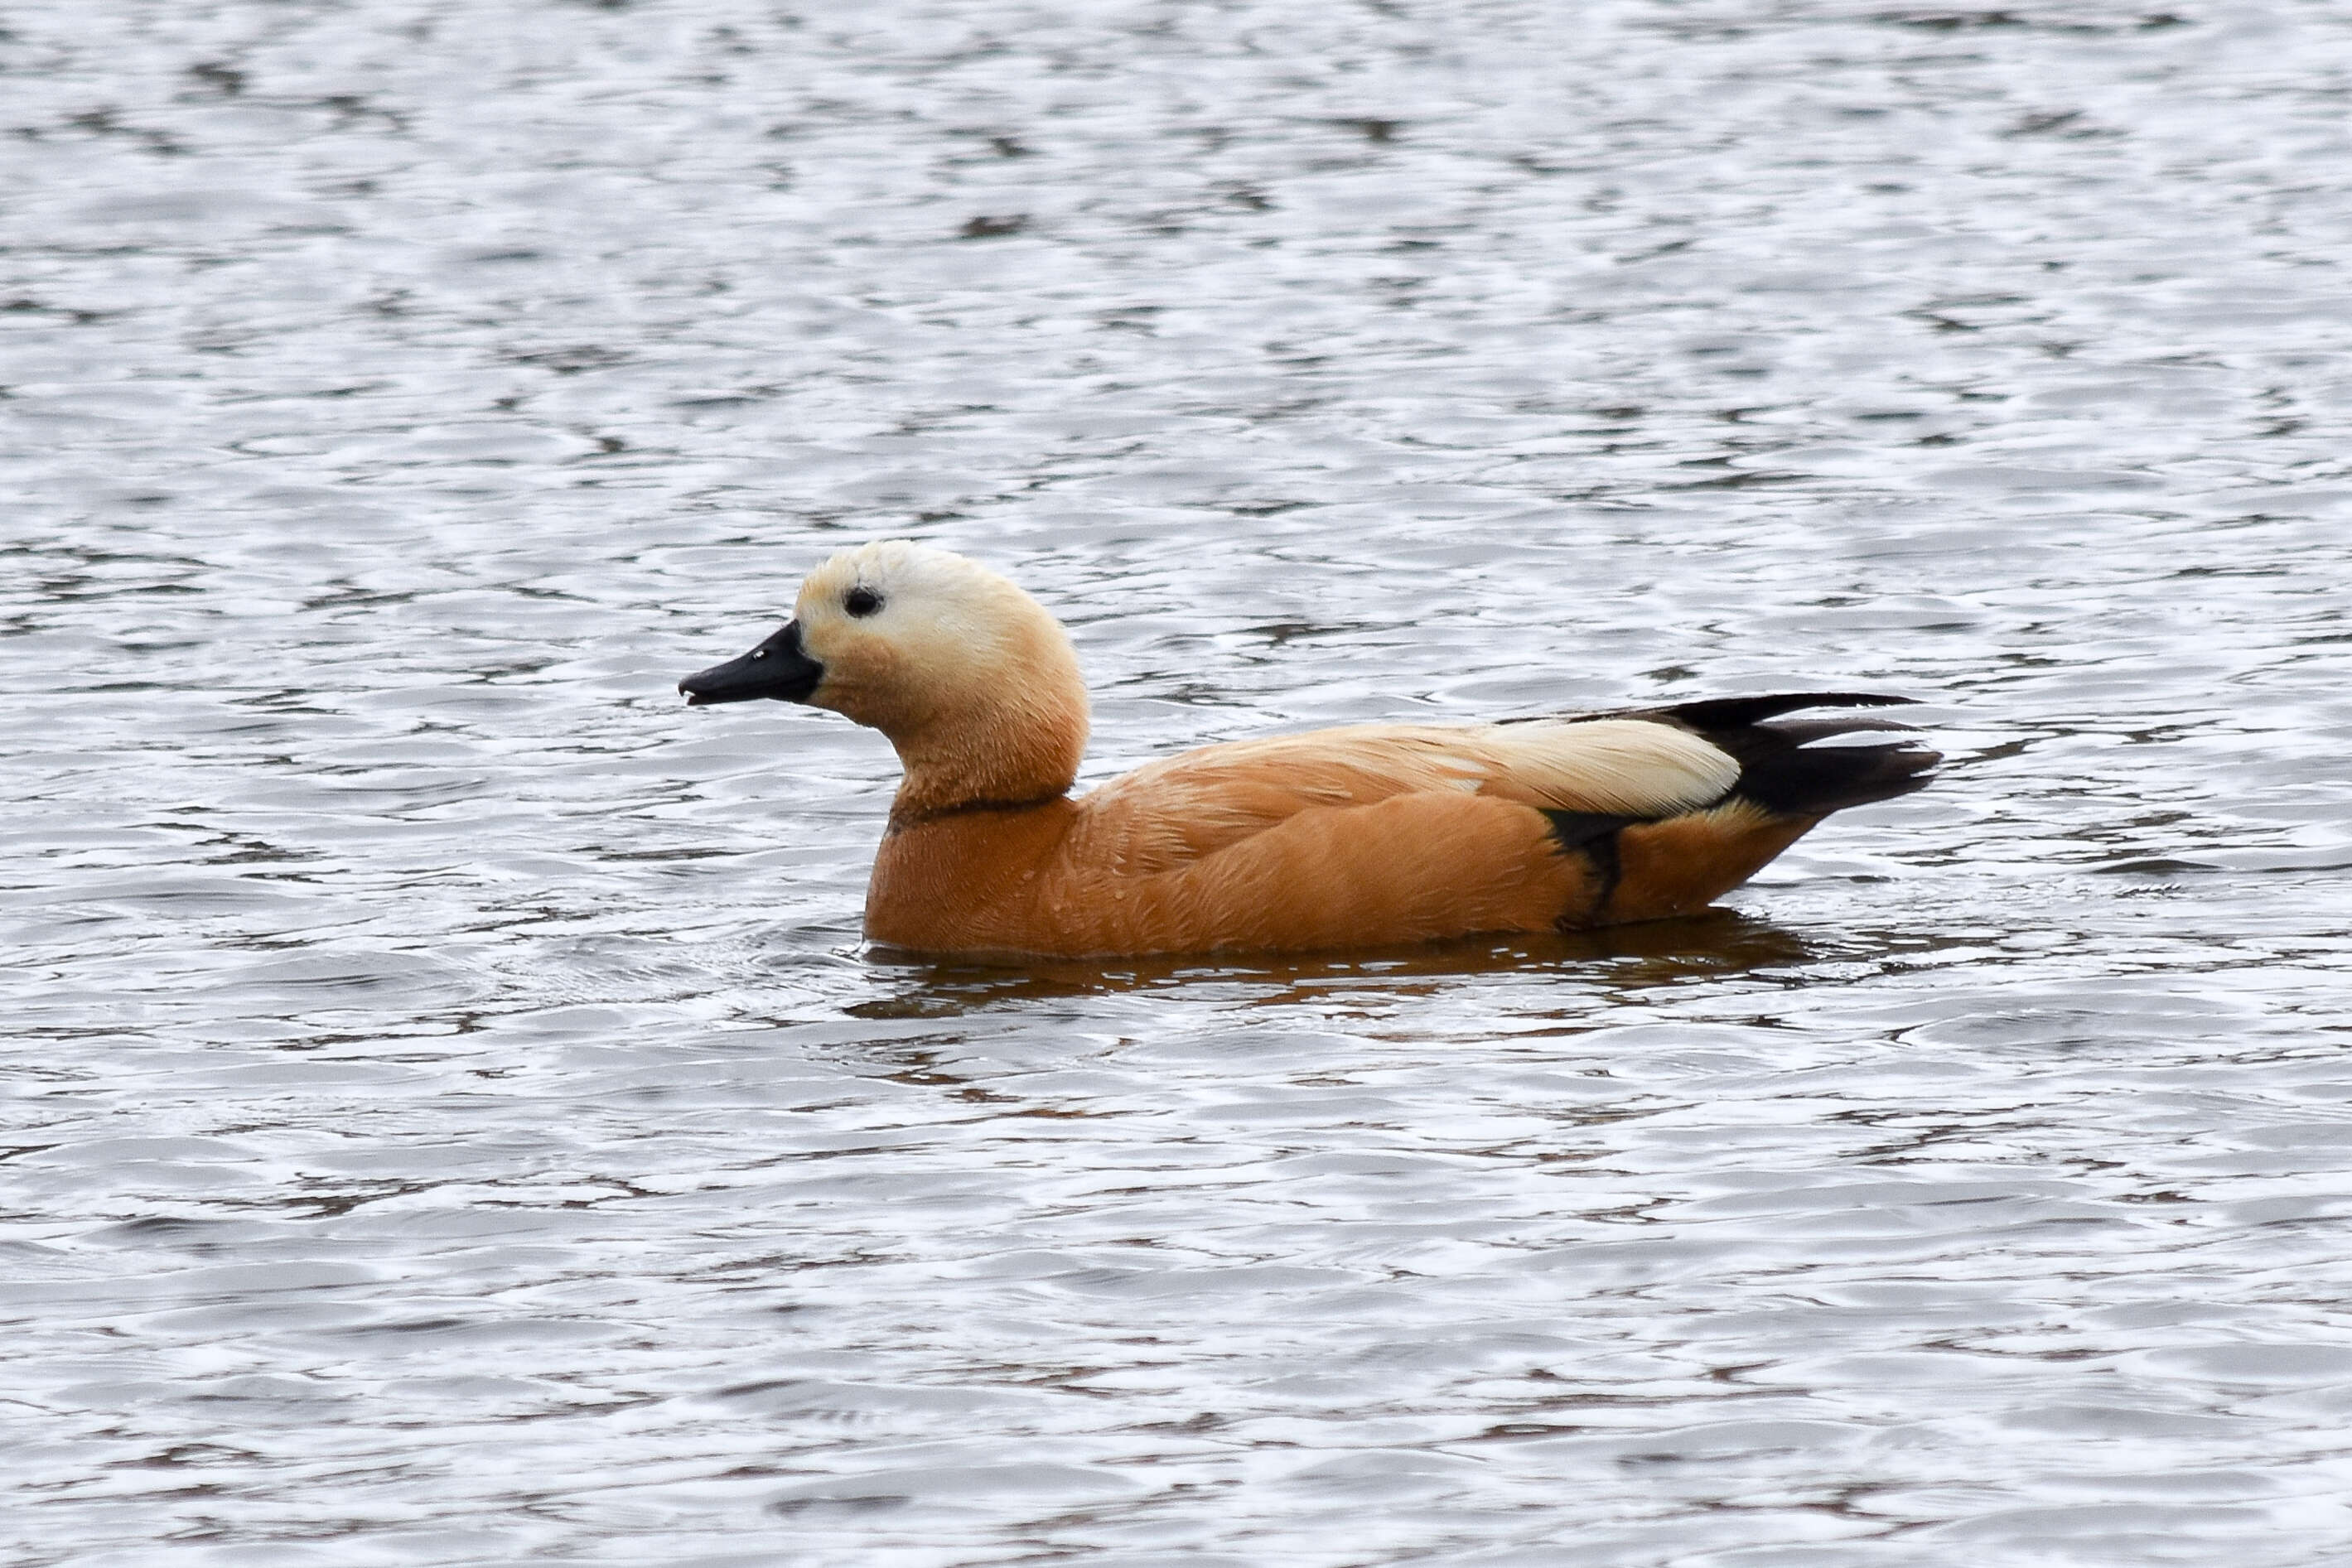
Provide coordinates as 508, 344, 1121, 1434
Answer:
679, 620, 823, 706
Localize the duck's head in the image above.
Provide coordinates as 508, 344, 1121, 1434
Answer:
679, 541, 1089, 808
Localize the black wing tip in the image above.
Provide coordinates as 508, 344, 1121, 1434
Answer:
1514, 692, 1929, 730
1642, 692, 1921, 731
1615, 692, 1941, 818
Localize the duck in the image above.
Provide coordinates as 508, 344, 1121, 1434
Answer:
678, 541, 1938, 958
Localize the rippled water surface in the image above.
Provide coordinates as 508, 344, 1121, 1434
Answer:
8, 1, 2352, 1562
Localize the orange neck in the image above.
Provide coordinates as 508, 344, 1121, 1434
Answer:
882, 688, 1087, 824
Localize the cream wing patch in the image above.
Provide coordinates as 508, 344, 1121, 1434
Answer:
1471, 718, 1741, 816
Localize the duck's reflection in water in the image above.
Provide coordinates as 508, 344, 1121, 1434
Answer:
842, 909, 1855, 1020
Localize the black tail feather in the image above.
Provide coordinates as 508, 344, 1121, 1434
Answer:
1731, 733, 1939, 815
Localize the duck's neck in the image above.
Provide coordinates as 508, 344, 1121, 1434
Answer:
885, 692, 1088, 830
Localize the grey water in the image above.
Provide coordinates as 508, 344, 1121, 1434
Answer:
7, 1, 2352, 1563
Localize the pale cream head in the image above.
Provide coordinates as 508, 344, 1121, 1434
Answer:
793, 541, 1091, 813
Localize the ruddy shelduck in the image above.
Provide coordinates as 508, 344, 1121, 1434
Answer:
679, 541, 1938, 958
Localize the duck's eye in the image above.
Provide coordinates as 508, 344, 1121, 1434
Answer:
843, 586, 882, 618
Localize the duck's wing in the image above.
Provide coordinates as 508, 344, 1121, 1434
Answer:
985, 696, 1935, 955
1069, 718, 1742, 875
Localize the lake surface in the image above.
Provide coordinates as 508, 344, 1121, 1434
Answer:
7, 1, 2352, 1562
